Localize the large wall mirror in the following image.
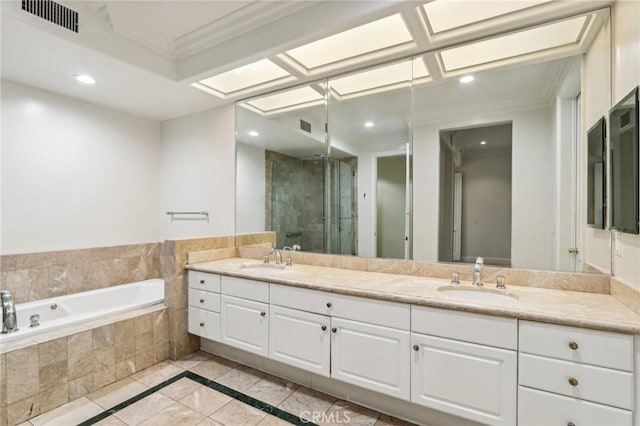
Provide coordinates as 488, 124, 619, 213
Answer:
235, 8, 612, 274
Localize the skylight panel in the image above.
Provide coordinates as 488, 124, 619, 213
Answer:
247, 86, 325, 114
330, 58, 429, 97
285, 14, 414, 70
423, 0, 552, 34
197, 59, 291, 95
440, 16, 587, 71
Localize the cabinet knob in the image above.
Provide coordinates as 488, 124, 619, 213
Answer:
567, 423, 576, 426
331, 327, 337, 333
199, 299, 204, 303
413, 344, 420, 351
200, 280, 205, 284
326, 302, 332, 308
569, 341, 579, 350
568, 378, 579, 387
260, 312, 266, 317
199, 322, 204, 327
321, 325, 327, 331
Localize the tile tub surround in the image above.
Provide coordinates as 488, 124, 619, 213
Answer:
0, 243, 161, 304
236, 246, 611, 294
0, 307, 168, 426
188, 257, 640, 334
160, 236, 236, 361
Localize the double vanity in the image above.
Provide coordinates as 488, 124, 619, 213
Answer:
186, 257, 640, 426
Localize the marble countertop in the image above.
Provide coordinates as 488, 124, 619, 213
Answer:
187, 258, 640, 335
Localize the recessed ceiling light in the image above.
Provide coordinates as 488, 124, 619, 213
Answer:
248, 131, 260, 137
73, 74, 95, 85
480, 140, 487, 145
365, 121, 375, 128
459, 75, 474, 83
285, 14, 414, 70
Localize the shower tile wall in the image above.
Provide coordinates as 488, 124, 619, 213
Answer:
0, 244, 160, 304
265, 151, 324, 252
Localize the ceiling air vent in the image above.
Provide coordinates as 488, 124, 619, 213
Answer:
22, 0, 78, 33
300, 119, 311, 133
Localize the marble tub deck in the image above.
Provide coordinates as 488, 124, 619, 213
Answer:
18, 351, 412, 426
187, 258, 640, 334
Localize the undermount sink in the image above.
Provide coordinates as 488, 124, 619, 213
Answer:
437, 285, 518, 303
240, 262, 287, 270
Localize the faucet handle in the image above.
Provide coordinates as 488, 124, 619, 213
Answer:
475, 257, 484, 265
263, 255, 270, 264
450, 272, 460, 285
496, 275, 506, 290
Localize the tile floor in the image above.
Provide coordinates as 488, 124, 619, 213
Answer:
18, 351, 414, 426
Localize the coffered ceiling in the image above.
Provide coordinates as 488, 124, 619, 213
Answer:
0, 0, 613, 121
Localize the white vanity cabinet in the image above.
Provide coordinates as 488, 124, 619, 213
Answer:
220, 276, 269, 356
270, 283, 411, 400
269, 305, 330, 376
410, 307, 517, 426
518, 321, 634, 426
188, 271, 221, 341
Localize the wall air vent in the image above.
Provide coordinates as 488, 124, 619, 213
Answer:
22, 0, 78, 33
300, 119, 312, 133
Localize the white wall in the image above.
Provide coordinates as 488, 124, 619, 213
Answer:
236, 142, 265, 234
1, 80, 160, 254
413, 107, 555, 270
611, 0, 640, 290
158, 104, 236, 240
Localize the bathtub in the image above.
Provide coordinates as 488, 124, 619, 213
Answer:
0, 279, 164, 344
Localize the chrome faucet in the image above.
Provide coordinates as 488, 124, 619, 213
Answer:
1, 290, 18, 334
472, 257, 484, 286
266, 248, 283, 265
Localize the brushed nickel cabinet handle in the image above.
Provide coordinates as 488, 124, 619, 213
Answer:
200, 280, 205, 284
199, 299, 204, 303
569, 378, 578, 386
260, 312, 266, 317
321, 325, 327, 331
569, 342, 579, 350
413, 345, 420, 351
331, 327, 337, 333
199, 322, 204, 327
326, 302, 332, 308
568, 422, 576, 426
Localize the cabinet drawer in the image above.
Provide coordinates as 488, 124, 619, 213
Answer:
519, 353, 633, 410
411, 306, 517, 350
270, 284, 409, 330
188, 289, 221, 312
188, 307, 221, 342
519, 321, 633, 371
188, 271, 221, 293
518, 386, 632, 426
411, 333, 516, 426
221, 276, 269, 303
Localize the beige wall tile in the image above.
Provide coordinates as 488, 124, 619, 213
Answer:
16, 252, 57, 270
68, 331, 93, 380
39, 337, 67, 367
7, 346, 39, 404
135, 314, 153, 336
93, 347, 116, 389
2, 270, 29, 304
68, 374, 94, 400
135, 350, 154, 371
153, 310, 169, 345
135, 332, 153, 355
611, 276, 640, 315
39, 381, 68, 413
154, 343, 169, 364
0, 255, 17, 272
93, 325, 115, 350
115, 358, 136, 381
114, 320, 135, 362
27, 268, 50, 302
39, 360, 67, 389
7, 395, 40, 425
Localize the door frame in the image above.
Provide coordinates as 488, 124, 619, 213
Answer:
371, 148, 410, 258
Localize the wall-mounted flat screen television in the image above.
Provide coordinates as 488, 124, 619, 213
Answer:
587, 117, 606, 229
609, 86, 639, 234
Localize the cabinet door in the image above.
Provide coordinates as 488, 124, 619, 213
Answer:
330, 317, 410, 400
188, 307, 221, 342
411, 333, 516, 426
220, 295, 269, 356
269, 305, 330, 377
